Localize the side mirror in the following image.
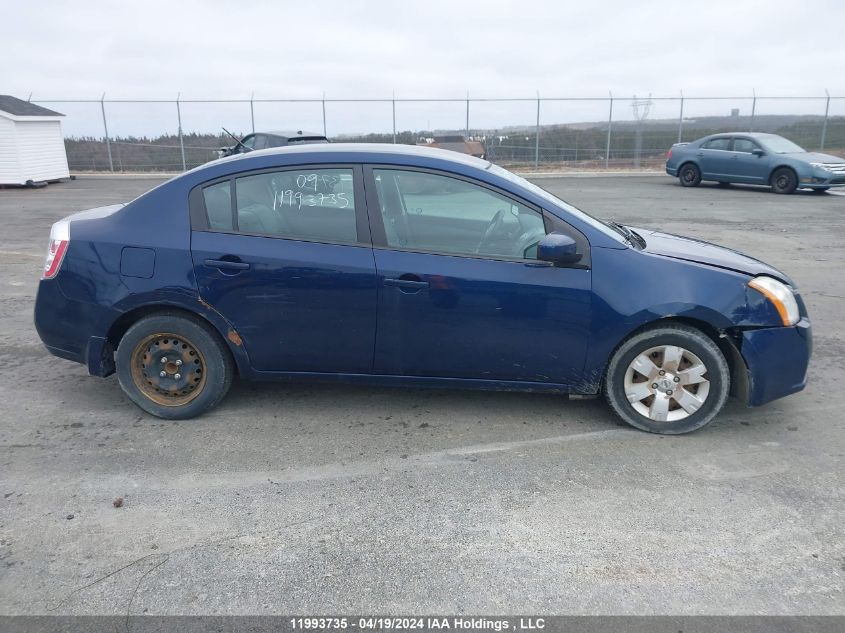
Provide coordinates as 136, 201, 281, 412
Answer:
751, 148, 765, 157
537, 233, 582, 266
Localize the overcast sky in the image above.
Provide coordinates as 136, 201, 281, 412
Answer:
3, 0, 844, 137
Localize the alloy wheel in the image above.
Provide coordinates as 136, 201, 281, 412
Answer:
623, 345, 711, 422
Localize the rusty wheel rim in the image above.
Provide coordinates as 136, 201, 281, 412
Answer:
130, 333, 207, 407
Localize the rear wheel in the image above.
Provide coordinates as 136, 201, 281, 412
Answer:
604, 324, 730, 434
679, 163, 701, 187
116, 313, 233, 419
770, 167, 798, 194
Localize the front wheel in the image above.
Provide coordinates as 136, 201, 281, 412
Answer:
770, 167, 798, 194
679, 163, 701, 187
604, 324, 730, 434
116, 313, 234, 419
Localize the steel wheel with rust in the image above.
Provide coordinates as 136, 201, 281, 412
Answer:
117, 313, 233, 419
130, 333, 208, 407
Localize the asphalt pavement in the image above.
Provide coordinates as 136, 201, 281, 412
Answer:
0, 174, 842, 615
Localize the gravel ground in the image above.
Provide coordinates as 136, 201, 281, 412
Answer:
0, 175, 842, 615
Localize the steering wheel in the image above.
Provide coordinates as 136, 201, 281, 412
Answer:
476, 209, 505, 254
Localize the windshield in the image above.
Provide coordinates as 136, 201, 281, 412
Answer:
486, 163, 626, 243
759, 135, 805, 154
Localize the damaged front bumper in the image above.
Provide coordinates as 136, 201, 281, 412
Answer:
736, 317, 812, 407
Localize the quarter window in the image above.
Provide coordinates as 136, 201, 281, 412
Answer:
241, 135, 256, 150
373, 169, 546, 260
702, 138, 731, 151
202, 181, 233, 231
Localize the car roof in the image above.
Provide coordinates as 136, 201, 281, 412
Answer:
704, 132, 777, 140
262, 130, 326, 139
207, 142, 491, 170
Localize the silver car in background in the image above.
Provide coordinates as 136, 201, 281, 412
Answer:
666, 132, 845, 194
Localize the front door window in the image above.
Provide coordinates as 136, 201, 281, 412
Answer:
372, 169, 546, 260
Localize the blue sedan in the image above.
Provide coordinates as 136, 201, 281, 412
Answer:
666, 132, 845, 193
34, 144, 811, 434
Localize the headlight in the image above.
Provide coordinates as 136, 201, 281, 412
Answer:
810, 162, 831, 172
748, 276, 800, 326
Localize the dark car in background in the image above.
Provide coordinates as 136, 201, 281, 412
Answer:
218, 130, 328, 157
666, 132, 845, 194
34, 144, 811, 435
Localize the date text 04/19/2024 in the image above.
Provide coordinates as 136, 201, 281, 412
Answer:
289, 617, 546, 630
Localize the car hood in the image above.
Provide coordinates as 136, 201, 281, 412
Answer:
633, 228, 794, 285
778, 151, 844, 164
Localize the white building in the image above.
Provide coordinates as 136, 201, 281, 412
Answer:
0, 95, 70, 186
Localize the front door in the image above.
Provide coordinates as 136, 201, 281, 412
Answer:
729, 137, 769, 183
365, 167, 591, 385
190, 165, 378, 373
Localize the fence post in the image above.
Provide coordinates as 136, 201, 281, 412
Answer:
322, 92, 327, 137
820, 89, 830, 151
392, 92, 397, 144
176, 93, 186, 171
749, 89, 757, 132
605, 92, 613, 169
465, 91, 470, 138
250, 92, 255, 134
100, 93, 114, 173
534, 92, 541, 169
677, 90, 685, 143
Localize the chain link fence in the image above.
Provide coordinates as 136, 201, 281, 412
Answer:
32, 92, 845, 173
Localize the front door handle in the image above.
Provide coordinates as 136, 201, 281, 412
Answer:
384, 276, 430, 291
204, 258, 250, 271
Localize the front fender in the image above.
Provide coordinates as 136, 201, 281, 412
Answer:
581, 246, 783, 391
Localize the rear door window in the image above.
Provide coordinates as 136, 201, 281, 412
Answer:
199, 168, 358, 244
252, 134, 268, 150
702, 138, 731, 151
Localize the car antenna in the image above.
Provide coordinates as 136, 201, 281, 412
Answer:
222, 127, 250, 152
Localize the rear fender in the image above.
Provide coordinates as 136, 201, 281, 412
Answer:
106, 292, 253, 378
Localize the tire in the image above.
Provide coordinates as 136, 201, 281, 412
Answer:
116, 313, 233, 419
811, 187, 830, 194
678, 163, 701, 187
770, 167, 798, 194
604, 323, 730, 435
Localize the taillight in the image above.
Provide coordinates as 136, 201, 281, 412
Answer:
42, 219, 70, 280
666, 148, 673, 159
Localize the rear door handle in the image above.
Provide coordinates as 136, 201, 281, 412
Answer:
204, 258, 250, 271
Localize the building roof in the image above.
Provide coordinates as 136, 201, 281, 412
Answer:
0, 95, 64, 117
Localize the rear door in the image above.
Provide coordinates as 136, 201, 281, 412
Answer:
697, 137, 734, 179
190, 165, 378, 373
365, 167, 591, 385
